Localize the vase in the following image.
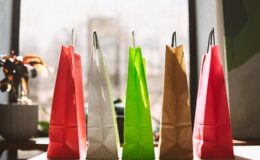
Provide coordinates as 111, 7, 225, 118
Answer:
0, 104, 38, 141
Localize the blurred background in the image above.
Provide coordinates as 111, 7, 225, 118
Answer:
19, 0, 190, 133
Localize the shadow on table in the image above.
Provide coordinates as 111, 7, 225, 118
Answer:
235, 155, 251, 160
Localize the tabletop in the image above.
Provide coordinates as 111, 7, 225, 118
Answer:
29, 145, 260, 160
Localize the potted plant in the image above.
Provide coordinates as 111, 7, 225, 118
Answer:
0, 52, 50, 141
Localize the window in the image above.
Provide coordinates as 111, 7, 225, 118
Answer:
20, 0, 189, 132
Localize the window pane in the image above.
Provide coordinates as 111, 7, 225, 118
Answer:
20, 0, 189, 133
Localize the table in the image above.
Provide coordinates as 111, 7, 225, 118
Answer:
29, 140, 260, 160
0, 137, 48, 160
29, 145, 260, 160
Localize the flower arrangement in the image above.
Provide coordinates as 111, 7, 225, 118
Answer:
0, 51, 51, 104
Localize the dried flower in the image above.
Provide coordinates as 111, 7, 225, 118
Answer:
0, 52, 51, 103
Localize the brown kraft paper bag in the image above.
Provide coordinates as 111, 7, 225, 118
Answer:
159, 34, 193, 159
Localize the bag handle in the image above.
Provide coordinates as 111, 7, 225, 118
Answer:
71, 28, 77, 50
131, 30, 136, 48
93, 31, 100, 49
207, 28, 215, 53
171, 31, 177, 47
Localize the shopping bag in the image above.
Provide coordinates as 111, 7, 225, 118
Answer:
47, 46, 87, 159
87, 31, 120, 159
122, 32, 155, 159
193, 29, 234, 159
159, 32, 193, 159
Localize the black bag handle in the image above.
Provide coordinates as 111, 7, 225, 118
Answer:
131, 30, 136, 48
207, 28, 215, 53
171, 31, 177, 47
71, 28, 77, 50
93, 31, 99, 49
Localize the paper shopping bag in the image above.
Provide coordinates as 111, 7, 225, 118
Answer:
122, 33, 155, 159
193, 29, 234, 159
87, 32, 120, 159
47, 46, 87, 159
159, 32, 193, 159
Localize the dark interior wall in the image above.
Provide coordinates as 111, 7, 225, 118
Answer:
0, 0, 13, 104
194, 0, 260, 139
0, 1, 12, 159
223, 0, 260, 139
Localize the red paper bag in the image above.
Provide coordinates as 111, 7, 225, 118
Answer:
47, 46, 87, 159
193, 44, 234, 159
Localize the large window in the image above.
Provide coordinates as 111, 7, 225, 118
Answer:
20, 0, 189, 132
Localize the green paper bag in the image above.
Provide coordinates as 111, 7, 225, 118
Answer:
122, 46, 155, 159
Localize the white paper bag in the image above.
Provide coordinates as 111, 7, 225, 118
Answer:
87, 31, 120, 159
